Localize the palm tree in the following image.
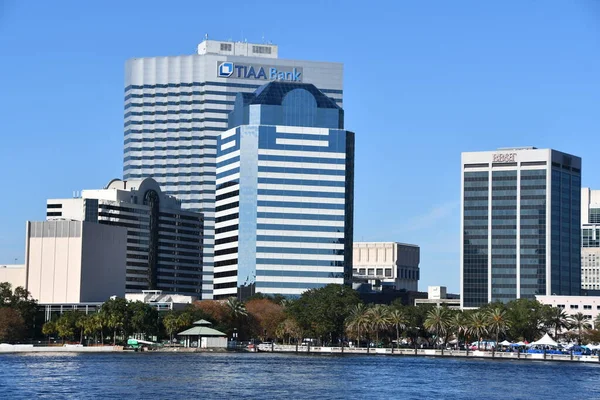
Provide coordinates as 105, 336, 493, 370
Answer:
424, 307, 450, 348
570, 312, 592, 344
367, 305, 390, 347
468, 312, 488, 350
449, 311, 467, 346
76, 314, 89, 344
486, 308, 511, 347
388, 308, 409, 349
545, 307, 571, 339
226, 297, 248, 318
345, 304, 369, 347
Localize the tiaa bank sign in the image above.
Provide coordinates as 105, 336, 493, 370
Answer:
217, 61, 302, 82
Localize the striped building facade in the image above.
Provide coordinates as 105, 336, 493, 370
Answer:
214, 82, 354, 299
123, 40, 343, 299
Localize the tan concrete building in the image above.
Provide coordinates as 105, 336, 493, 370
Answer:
352, 242, 420, 291
0, 220, 127, 304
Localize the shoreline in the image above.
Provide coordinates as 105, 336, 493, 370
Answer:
2, 344, 599, 364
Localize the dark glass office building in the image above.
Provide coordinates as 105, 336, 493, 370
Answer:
461, 147, 581, 308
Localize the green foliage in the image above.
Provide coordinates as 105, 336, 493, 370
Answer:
128, 301, 159, 339
287, 284, 361, 343
0, 283, 39, 340
55, 311, 80, 342
100, 297, 130, 345
424, 307, 451, 346
0, 308, 26, 342
505, 298, 548, 342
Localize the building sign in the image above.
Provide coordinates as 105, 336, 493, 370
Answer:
493, 153, 517, 163
217, 62, 302, 82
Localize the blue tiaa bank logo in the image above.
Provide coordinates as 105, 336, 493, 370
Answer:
217, 61, 302, 82
218, 62, 234, 77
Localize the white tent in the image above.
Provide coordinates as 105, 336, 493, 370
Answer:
529, 333, 558, 347
499, 340, 512, 346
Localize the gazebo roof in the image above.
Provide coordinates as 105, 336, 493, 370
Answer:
193, 319, 212, 326
177, 326, 226, 337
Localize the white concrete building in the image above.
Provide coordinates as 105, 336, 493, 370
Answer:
125, 290, 196, 311
0, 220, 127, 303
123, 39, 344, 299
461, 147, 582, 308
352, 242, 420, 291
47, 178, 204, 297
414, 286, 461, 309
0, 264, 26, 288
536, 295, 600, 328
581, 188, 600, 291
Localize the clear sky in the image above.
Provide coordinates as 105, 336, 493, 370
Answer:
1, 1, 599, 293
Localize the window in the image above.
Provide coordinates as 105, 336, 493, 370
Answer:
220, 43, 232, 52
557, 304, 565, 309
376, 268, 383, 276
252, 45, 272, 54
570, 305, 579, 309
584, 305, 592, 310
358, 269, 365, 275
367, 269, 374, 276
385, 269, 392, 277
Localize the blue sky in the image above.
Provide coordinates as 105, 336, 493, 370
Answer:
1, 1, 599, 293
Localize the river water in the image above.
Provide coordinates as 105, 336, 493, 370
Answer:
0, 352, 598, 399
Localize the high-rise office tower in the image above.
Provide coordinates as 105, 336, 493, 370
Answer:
581, 188, 600, 291
46, 178, 203, 296
460, 147, 581, 308
123, 40, 343, 299
213, 82, 354, 299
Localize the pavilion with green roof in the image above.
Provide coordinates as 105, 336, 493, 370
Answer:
177, 320, 228, 348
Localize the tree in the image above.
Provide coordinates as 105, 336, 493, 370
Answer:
345, 303, 369, 347
487, 307, 511, 347
424, 307, 450, 348
276, 318, 303, 344
367, 304, 390, 347
468, 312, 488, 350
100, 298, 130, 345
76, 315, 89, 344
569, 312, 592, 344
449, 311, 468, 346
505, 298, 547, 342
0, 308, 26, 342
55, 311, 80, 343
388, 308, 409, 349
129, 301, 159, 340
0, 282, 13, 306
287, 284, 361, 345
544, 307, 571, 339
162, 311, 180, 344
246, 299, 286, 341
42, 320, 56, 341
161, 311, 193, 344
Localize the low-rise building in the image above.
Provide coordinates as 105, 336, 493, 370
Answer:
352, 242, 420, 291
415, 286, 460, 309
0, 220, 127, 306
536, 295, 600, 328
125, 290, 197, 311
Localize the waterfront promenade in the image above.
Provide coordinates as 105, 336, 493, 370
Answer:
0, 344, 123, 353
257, 344, 600, 363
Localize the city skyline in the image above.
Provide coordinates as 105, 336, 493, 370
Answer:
2, 1, 600, 293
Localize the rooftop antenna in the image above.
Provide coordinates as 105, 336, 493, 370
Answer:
205, 33, 208, 40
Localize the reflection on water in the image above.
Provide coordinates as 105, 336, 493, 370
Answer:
1, 352, 599, 399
